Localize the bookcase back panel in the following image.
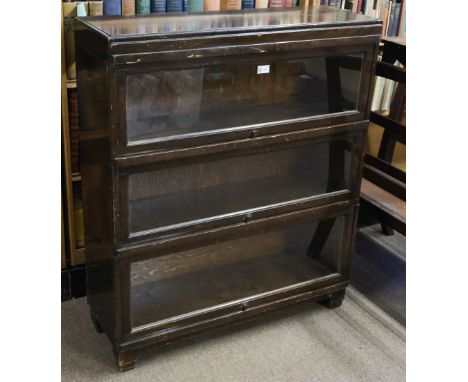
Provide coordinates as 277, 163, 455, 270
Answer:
130, 214, 345, 328
124, 54, 363, 144
123, 138, 352, 239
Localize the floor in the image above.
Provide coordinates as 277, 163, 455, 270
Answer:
61, 224, 406, 381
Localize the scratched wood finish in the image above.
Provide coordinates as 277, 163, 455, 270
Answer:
75, 7, 381, 371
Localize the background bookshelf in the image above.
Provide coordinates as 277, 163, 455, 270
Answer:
60, 0, 406, 299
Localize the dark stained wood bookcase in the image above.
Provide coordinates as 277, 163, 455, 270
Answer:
75, 6, 381, 371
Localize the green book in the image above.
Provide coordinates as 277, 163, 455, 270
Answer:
136, 0, 151, 13
188, 0, 204, 12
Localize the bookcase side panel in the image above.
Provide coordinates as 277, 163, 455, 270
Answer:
76, 42, 118, 343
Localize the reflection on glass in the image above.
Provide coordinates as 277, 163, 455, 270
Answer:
126, 55, 363, 142
88, 7, 373, 37
130, 216, 345, 327
127, 140, 351, 236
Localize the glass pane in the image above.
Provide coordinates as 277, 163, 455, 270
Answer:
131, 216, 345, 327
126, 54, 363, 143
127, 140, 351, 236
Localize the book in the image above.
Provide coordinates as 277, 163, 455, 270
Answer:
167, 0, 184, 12
380, 0, 389, 36
388, 1, 395, 35
390, 2, 401, 37
241, 0, 254, 8
344, 0, 353, 10
380, 78, 396, 111
398, 0, 406, 37
76, 2, 88, 16
371, 75, 385, 111
89, 1, 104, 15
255, 0, 268, 8
220, 0, 241, 9
103, 0, 122, 15
151, 0, 167, 12
122, 0, 136, 15
136, 0, 151, 13
188, 0, 204, 11
268, 0, 284, 7
204, 0, 220, 9
63, 2, 77, 80
385, 1, 393, 36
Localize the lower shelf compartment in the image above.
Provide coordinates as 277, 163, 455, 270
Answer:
130, 215, 346, 328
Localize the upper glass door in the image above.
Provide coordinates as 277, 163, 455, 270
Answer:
124, 54, 363, 145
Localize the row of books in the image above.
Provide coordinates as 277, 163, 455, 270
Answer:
313, 1, 406, 38
371, 59, 404, 113
351, 0, 405, 38
62, 0, 301, 16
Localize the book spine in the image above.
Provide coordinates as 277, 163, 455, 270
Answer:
88, 1, 104, 15
187, 0, 204, 11
398, 0, 405, 37
388, 1, 396, 36
122, 0, 136, 15
356, 0, 362, 13
255, 0, 268, 7
220, 0, 242, 9
386, 1, 393, 36
241, 0, 255, 8
204, 0, 221, 9
136, 0, 151, 13
63, 3, 77, 80
391, 2, 401, 37
76, 2, 88, 16
381, 0, 389, 36
167, 0, 184, 12
284, 0, 293, 6
268, 0, 284, 7
151, 0, 167, 12
371, 76, 385, 112
103, 0, 122, 15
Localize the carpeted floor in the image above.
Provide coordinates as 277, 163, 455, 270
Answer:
61, 224, 406, 381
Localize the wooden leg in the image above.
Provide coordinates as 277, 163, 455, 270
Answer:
319, 290, 345, 309
90, 313, 103, 334
114, 349, 138, 372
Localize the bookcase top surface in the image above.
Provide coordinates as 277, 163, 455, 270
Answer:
81, 6, 379, 40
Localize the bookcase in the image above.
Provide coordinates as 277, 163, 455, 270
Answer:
74, 7, 380, 370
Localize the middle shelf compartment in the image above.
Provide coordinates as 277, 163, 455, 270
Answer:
116, 124, 365, 244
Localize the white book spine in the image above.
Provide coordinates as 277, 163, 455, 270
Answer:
381, 79, 396, 111
371, 76, 385, 111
